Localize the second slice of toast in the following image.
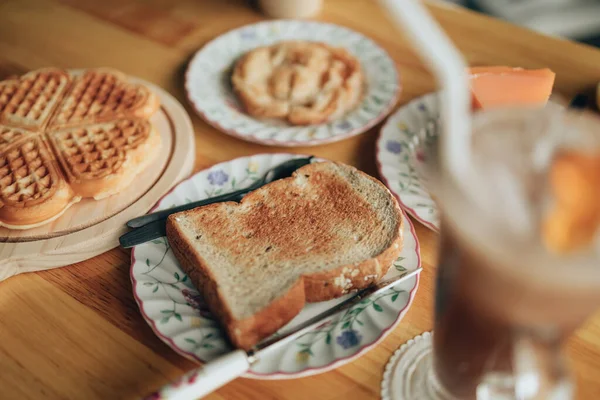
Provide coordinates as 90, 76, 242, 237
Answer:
166, 161, 404, 350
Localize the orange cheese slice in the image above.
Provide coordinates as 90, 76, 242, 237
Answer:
469, 66, 556, 110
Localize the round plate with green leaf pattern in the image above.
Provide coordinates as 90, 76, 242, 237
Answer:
130, 153, 421, 379
185, 20, 400, 147
376, 93, 441, 232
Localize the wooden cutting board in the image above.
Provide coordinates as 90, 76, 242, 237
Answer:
0, 78, 195, 281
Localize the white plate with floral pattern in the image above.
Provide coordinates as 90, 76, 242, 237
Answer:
130, 153, 421, 379
185, 20, 400, 147
376, 93, 442, 232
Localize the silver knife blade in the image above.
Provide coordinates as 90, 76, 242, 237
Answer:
250, 267, 422, 357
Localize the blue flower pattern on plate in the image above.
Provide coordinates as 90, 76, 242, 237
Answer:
336, 330, 362, 349
386, 140, 402, 154
207, 170, 229, 186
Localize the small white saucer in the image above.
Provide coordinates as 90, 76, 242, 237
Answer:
381, 331, 454, 400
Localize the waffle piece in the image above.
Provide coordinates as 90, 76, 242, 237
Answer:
231, 41, 364, 125
0, 135, 79, 228
48, 119, 161, 200
0, 125, 35, 152
49, 68, 160, 129
0, 68, 71, 131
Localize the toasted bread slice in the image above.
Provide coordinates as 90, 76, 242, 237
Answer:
166, 161, 404, 350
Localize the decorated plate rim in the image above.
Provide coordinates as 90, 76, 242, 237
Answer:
184, 19, 401, 147
376, 93, 440, 232
375, 159, 440, 233
129, 153, 421, 379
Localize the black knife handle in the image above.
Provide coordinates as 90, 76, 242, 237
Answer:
120, 219, 168, 249
126, 191, 246, 229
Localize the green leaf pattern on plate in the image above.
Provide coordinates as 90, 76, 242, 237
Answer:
394, 257, 406, 273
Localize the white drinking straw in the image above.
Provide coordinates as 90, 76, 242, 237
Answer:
378, 0, 472, 181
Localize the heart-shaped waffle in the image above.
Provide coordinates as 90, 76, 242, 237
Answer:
0, 68, 161, 229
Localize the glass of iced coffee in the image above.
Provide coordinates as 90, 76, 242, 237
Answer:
393, 105, 600, 400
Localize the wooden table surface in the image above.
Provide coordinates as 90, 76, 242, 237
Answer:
2, 0, 600, 399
